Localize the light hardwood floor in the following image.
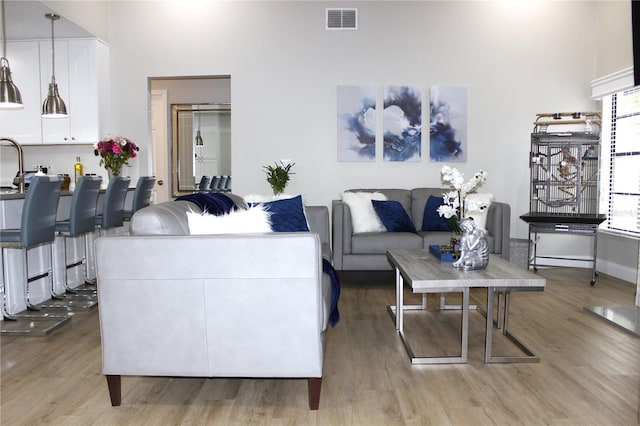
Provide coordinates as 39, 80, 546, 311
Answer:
1, 267, 639, 425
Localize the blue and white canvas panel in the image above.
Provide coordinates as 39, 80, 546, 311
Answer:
430, 86, 468, 162
383, 86, 422, 162
337, 85, 376, 161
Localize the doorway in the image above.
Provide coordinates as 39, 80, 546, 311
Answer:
148, 76, 231, 201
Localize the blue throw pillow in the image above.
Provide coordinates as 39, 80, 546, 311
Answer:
422, 195, 451, 232
258, 195, 310, 232
371, 200, 417, 233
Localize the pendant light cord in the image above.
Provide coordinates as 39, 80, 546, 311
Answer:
1, 0, 7, 61
49, 14, 56, 83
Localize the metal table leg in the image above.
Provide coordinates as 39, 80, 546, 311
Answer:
397, 287, 469, 365
485, 288, 540, 363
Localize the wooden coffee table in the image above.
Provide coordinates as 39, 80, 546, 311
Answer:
387, 250, 546, 364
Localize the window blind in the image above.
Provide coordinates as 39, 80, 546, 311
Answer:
601, 87, 640, 236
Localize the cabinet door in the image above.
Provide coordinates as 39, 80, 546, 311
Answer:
40, 40, 71, 143
0, 41, 43, 144
67, 40, 99, 143
39, 40, 101, 144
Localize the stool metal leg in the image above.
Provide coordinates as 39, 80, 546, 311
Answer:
1, 246, 72, 335
84, 232, 97, 284
38, 235, 98, 311
1, 248, 19, 321
45, 243, 66, 300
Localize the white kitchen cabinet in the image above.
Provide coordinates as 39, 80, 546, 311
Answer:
0, 41, 43, 144
0, 38, 107, 145
40, 39, 108, 144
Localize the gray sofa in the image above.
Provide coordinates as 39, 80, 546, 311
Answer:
95, 196, 332, 410
332, 188, 511, 271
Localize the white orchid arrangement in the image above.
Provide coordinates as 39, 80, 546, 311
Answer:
437, 165, 487, 232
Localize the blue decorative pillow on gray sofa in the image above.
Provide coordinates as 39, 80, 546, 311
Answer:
256, 195, 309, 232
371, 200, 417, 233
422, 195, 451, 232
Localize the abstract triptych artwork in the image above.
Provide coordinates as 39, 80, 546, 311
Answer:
337, 85, 467, 163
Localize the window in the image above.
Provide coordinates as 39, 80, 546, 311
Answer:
600, 87, 640, 237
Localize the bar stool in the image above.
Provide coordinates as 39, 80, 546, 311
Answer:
123, 176, 156, 221
197, 176, 210, 192
0, 176, 71, 334
83, 176, 130, 286
219, 175, 229, 192
96, 176, 131, 235
39, 176, 102, 310
209, 175, 221, 191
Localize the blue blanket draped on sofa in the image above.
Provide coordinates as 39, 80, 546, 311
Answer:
175, 192, 237, 215
323, 259, 341, 326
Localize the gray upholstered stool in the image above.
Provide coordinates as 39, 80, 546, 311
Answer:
39, 176, 102, 311
197, 175, 210, 192
209, 175, 221, 191
95, 176, 131, 235
0, 175, 71, 334
123, 176, 155, 221
218, 175, 229, 191
82, 176, 130, 287
222, 175, 231, 192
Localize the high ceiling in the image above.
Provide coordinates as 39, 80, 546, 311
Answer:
3, 0, 91, 40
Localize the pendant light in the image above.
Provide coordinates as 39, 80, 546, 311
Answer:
195, 112, 204, 146
0, 0, 23, 109
42, 13, 67, 118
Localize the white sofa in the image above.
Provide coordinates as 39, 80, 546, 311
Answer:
95, 198, 332, 410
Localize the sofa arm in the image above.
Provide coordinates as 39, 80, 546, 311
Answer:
331, 200, 354, 270
306, 205, 330, 250
486, 201, 511, 260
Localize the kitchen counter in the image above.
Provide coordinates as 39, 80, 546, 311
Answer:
0, 189, 73, 200
0, 186, 135, 200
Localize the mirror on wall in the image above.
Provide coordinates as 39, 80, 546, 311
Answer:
171, 103, 231, 196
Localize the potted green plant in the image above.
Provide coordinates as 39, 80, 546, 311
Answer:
263, 160, 295, 195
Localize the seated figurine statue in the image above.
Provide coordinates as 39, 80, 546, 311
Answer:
452, 218, 489, 271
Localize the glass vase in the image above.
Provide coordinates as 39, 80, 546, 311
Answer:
107, 167, 122, 180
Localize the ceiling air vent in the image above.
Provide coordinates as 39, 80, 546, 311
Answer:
326, 8, 357, 30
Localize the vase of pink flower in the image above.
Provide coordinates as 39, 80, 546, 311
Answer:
94, 134, 140, 178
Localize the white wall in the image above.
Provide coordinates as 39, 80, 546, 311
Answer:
595, 0, 633, 78
107, 1, 600, 233
41, 0, 110, 43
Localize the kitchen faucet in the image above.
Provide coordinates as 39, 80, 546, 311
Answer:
0, 137, 25, 193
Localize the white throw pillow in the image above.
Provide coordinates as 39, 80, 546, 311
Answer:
341, 191, 388, 234
187, 205, 272, 235
464, 193, 494, 232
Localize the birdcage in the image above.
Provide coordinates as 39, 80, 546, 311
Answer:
520, 112, 606, 285
529, 131, 600, 215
